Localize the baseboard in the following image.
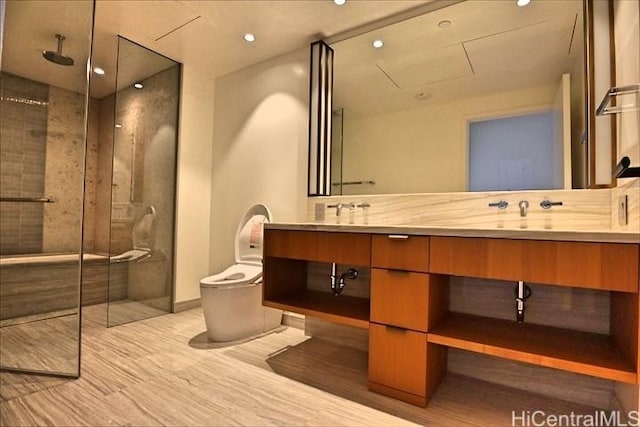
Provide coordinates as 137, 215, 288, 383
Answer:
282, 311, 305, 329
173, 298, 201, 313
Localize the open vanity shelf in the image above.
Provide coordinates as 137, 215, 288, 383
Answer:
263, 230, 373, 329
428, 312, 636, 383
264, 290, 369, 329
263, 226, 640, 407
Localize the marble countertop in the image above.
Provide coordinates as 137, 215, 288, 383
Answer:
266, 222, 640, 244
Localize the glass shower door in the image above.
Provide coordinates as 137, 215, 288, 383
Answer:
106, 37, 180, 327
0, 0, 94, 377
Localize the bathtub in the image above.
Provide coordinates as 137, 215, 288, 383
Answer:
0, 253, 127, 321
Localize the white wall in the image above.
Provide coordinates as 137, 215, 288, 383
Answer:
610, 0, 639, 411
341, 84, 557, 194
209, 49, 309, 273
614, 0, 639, 164
173, 64, 215, 303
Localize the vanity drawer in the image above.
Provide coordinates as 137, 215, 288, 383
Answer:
371, 269, 430, 331
371, 234, 429, 272
430, 237, 639, 292
264, 229, 371, 266
369, 323, 427, 400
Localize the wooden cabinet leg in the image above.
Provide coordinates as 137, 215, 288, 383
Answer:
426, 343, 447, 403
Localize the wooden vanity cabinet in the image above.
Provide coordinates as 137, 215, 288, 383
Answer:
264, 229, 371, 265
428, 236, 640, 384
262, 229, 372, 329
371, 234, 429, 272
368, 234, 448, 405
429, 237, 639, 292
368, 324, 448, 406
263, 227, 640, 408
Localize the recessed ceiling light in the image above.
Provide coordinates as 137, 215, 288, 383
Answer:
437, 20, 452, 29
244, 33, 255, 42
516, 0, 531, 6
415, 92, 432, 101
134, 82, 143, 89
372, 39, 384, 49
93, 67, 105, 75
334, 0, 346, 5
115, 123, 122, 128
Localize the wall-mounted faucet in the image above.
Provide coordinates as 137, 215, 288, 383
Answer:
328, 202, 356, 217
518, 200, 529, 217
327, 203, 343, 217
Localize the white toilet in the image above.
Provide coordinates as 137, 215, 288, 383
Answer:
200, 204, 282, 342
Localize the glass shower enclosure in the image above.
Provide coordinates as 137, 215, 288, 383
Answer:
0, 0, 94, 377
105, 37, 180, 327
1, 2, 180, 377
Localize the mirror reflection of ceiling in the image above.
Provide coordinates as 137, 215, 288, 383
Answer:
2, 0, 434, 99
333, 0, 584, 117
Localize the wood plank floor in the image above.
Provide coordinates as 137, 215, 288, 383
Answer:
1, 305, 604, 426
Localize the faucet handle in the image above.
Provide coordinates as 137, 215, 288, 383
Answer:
488, 200, 508, 209
540, 200, 563, 209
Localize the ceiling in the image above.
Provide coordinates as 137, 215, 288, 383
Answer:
333, 0, 584, 117
1, 0, 432, 99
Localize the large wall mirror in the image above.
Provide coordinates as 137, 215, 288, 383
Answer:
313, 0, 613, 196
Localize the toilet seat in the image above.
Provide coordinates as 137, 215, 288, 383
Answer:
200, 263, 262, 289
200, 203, 271, 290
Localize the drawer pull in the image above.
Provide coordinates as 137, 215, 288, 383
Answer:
386, 269, 410, 275
388, 234, 409, 240
385, 325, 407, 333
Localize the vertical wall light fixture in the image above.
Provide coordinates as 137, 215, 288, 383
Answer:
308, 40, 334, 196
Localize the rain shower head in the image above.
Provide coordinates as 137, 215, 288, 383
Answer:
42, 34, 74, 66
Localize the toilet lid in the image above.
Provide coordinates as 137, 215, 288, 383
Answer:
234, 204, 272, 265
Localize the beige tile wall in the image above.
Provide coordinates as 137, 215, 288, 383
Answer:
42, 87, 99, 253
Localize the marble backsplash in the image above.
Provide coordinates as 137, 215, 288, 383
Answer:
611, 179, 640, 232
306, 186, 639, 232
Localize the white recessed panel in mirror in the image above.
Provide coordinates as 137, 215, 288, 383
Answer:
378, 43, 473, 88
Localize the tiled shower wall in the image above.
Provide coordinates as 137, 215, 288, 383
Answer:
0, 73, 49, 255
0, 71, 100, 256
42, 86, 99, 254
96, 66, 180, 258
